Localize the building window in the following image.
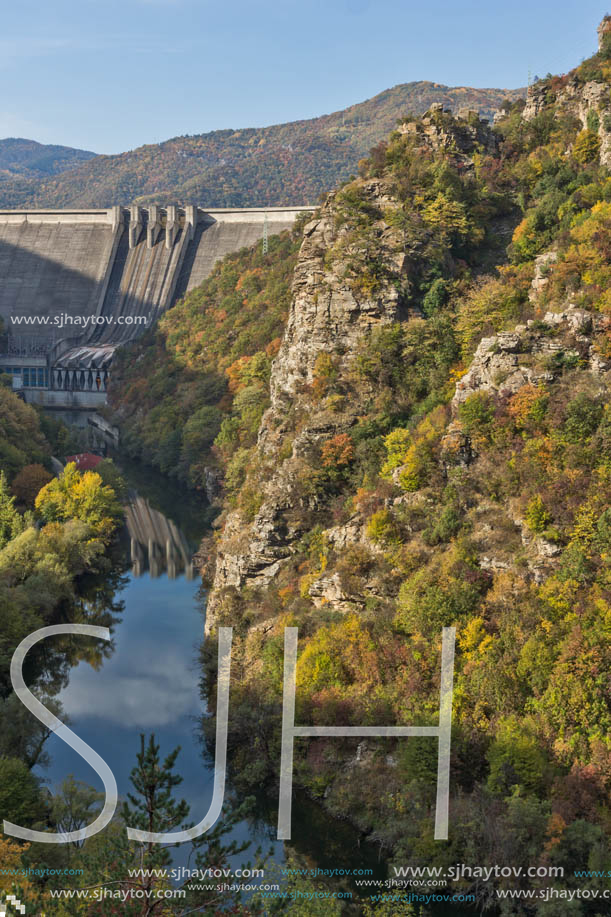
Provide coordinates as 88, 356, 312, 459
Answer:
20, 368, 49, 388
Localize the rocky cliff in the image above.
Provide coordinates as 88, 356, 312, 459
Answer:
199, 26, 611, 886
206, 179, 407, 625
206, 107, 506, 627
522, 20, 611, 168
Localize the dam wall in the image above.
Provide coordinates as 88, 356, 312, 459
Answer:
0, 211, 118, 351
0, 205, 313, 406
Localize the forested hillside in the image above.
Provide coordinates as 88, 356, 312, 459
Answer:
0, 138, 96, 207
201, 29, 611, 909
0, 82, 523, 209
108, 221, 307, 494
106, 21, 611, 911
0, 138, 95, 177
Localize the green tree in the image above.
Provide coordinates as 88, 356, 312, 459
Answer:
95, 459, 128, 502
0, 692, 64, 768
525, 495, 553, 534
123, 734, 190, 852
181, 405, 224, 465
0, 470, 25, 549
0, 756, 46, 829
50, 776, 104, 848
76, 735, 189, 915
486, 717, 547, 796
422, 277, 449, 317
76, 735, 249, 915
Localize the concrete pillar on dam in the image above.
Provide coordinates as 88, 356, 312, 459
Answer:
128, 205, 143, 248
185, 204, 198, 242
165, 205, 178, 250
147, 205, 162, 248
110, 205, 124, 233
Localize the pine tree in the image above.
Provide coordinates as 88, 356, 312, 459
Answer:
122, 733, 190, 868
73, 734, 253, 915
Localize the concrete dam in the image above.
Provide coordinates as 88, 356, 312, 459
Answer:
0, 204, 313, 409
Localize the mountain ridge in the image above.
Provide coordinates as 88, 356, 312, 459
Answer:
0, 137, 96, 178
0, 80, 524, 210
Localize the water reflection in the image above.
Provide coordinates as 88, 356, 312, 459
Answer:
39, 482, 210, 833
125, 495, 195, 580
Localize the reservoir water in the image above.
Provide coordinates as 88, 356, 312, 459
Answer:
36, 460, 283, 871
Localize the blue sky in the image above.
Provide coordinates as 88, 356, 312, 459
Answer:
1, 0, 606, 154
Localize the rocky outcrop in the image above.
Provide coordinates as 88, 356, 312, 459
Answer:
452, 308, 609, 411
263, 179, 406, 432
206, 182, 408, 629
522, 29, 611, 168
528, 251, 557, 303
449, 308, 610, 578
398, 105, 497, 169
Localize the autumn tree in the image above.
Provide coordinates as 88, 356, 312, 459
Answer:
35, 463, 122, 541
11, 463, 53, 508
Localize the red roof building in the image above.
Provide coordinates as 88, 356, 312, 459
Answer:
65, 453, 104, 472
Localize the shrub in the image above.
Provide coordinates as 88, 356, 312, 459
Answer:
563, 393, 603, 443
600, 31, 611, 61
396, 570, 483, 635
525, 495, 553, 533
573, 130, 601, 164
181, 405, 224, 464
508, 385, 548, 429
312, 351, 339, 398
486, 717, 546, 796
321, 433, 354, 469
237, 485, 264, 522
366, 509, 400, 545
423, 500, 463, 545
586, 109, 600, 134
422, 278, 449, 317
456, 268, 531, 355
397, 439, 436, 491
224, 447, 252, 497
381, 428, 412, 476
457, 392, 495, 436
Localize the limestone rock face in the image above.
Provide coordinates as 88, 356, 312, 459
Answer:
450, 309, 610, 578
522, 77, 611, 168
206, 183, 407, 629
264, 181, 404, 435
599, 16, 611, 52
529, 251, 557, 303
398, 107, 497, 169
452, 309, 609, 413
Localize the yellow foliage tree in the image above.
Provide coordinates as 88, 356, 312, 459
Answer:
35, 463, 122, 542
